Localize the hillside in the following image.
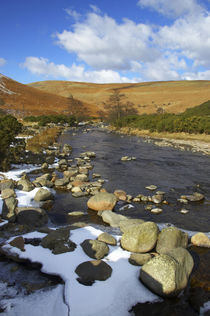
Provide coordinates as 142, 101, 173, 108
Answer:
0, 74, 92, 117
29, 80, 210, 115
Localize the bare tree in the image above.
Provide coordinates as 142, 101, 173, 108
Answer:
68, 94, 89, 120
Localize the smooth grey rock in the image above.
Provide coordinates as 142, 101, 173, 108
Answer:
101, 211, 128, 227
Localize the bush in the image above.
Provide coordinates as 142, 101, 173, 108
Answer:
24, 114, 76, 126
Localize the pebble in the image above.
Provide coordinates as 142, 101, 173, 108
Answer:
146, 185, 157, 191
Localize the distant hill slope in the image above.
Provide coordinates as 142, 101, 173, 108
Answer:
29, 80, 210, 115
0, 74, 92, 117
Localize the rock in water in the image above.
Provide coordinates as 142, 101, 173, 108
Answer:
156, 226, 188, 254
140, 247, 194, 297
191, 232, 210, 248
80, 239, 109, 259
16, 207, 48, 227
101, 211, 128, 227
87, 192, 117, 211
34, 188, 54, 202
120, 221, 159, 253
75, 260, 112, 285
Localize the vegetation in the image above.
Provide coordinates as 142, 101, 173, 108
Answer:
26, 127, 61, 153
24, 114, 76, 126
68, 94, 90, 121
0, 114, 22, 170
112, 100, 210, 135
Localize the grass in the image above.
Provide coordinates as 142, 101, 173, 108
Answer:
26, 127, 61, 153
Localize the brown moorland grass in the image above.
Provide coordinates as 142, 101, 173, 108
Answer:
26, 127, 61, 153
29, 80, 210, 115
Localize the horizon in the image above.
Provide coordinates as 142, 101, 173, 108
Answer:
1, 0, 210, 84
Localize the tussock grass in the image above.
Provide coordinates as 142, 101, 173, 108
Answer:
26, 127, 61, 153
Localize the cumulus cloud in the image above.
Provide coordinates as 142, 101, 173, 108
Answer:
0, 57, 6, 67
137, 0, 204, 18
22, 56, 137, 83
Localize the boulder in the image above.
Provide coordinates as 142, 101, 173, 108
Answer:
97, 232, 117, 246
54, 178, 69, 187
114, 190, 127, 201
140, 247, 194, 297
2, 196, 17, 222
41, 228, 76, 254
119, 219, 144, 233
75, 260, 112, 285
191, 232, 210, 248
121, 221, 159, 253
17, 179, 34, 192
181, 192, 204, 202
75, 174, 89, 182
129, 253, 153, 266
101, 211, 128, 228
151, 208, 163, 214
34, 188, 54, 202
156, 226, 188, 254
9, 236, 25, 252
63, 169, 78, 179
80, 239, 109, 259
0, 179, 15, 192
62, 144, 72, 155
1, 188, 16, 199
87, 192, 117, 212
15, 207, 48, 227
152, 194, 164, 204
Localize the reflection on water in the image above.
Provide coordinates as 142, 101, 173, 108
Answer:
49, 127, 210, 232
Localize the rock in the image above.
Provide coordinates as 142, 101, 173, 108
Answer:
63, 168, 78, 178
121, 221, 159, 253
71, 187, 82, 193
129, 253, 153, 266
146, 185, 157, 191
119, 219, 144, 233
16, 207, 48, 227
121, 156, 132, 161
34, 175, 54, 188
180, 209, 189, 214
182, 192, 205, 202
9, 236, 25, 252
80, 151, 96, 158
34, 188, 54, 202
75, 260, 112, 285
41, 228, 76, 254
54, 178, 69, 187
80, 239, 109, 259
101, 211, 128, 227
191, 233, 210, 248
68, 211, 85, 216
140, 247, 194, 297
2, 196, 17, 222
156, 226, 188, 254
97, 232, 117, 245
75, 174, 89, 182
1, 188, 16, 199
92, 173, 101, 179
62, 144, 72, 155
87, 192, 117, 212
151, 208, 163, 214
0, 179, 15, 191
78, 167, 89, 175
152, 194, 164, 204
41, 162, 48, 169
114, 190, 127, 201
17, 179, 34, 192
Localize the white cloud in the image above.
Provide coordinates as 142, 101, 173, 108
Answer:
56, 12, 158, 70
183, 70, 210, 80
138, 0, 204, 18
0, 58, 6, 67
22, 56, 138, 83
65, 9, 81, 21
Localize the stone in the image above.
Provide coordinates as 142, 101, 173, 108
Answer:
87, 192, 117, 212
68, 211, 85, 216
121, 156, 132, 161
101, 211, 128, 227
62, 144, 72, 155
1, 188, 16, 199
151, 208, 163, 214
97, 232, 117, 246
15, 207, 48, 227
9, 236, 25, 252
92, 173, 101, 179
121, 221, 159, 253
17, 179, 34, 192
34, 188, 54, 202
63, 169, 78, 178
152, 194, 164, 204
182, 192, 204, 202
114, 190, 127, 201
156, 226, 188, 254
2, 196, 17, 222
75, 260, 112, 285
0, 179, 15, 192
41, 162, 48, 169
54, 178, 69, 187
119, 219, 144, 233
129, 253, 152, 266
34, 176, 54, 188
80, 239, 109, 259
180, 209, 189, 214
191, 233, 210, 248
75, 174, 89, 182
145, 185, 157, 191
140, 247, 194, 297
78, 167, 89, 175
41, 228, 76, 255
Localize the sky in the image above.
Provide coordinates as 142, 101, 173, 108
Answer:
1, 0, 210, 84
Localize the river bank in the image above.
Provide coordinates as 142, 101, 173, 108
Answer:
109, 126, 210, 155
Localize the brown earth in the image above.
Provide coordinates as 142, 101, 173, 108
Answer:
29, 79, 210, 115
0, 74, 92, 117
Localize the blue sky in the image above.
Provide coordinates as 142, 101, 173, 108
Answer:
1, 0, 210, 83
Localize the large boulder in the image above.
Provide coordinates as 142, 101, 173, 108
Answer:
16, 207, 48, 227
34, 188, 54, 202
121, 221, 159, 253
0, 179, 15, 192
41, 228, 76, 254
114, 190, 127, 201
156, 226, 188, 254
140, 247, 194, 297
17, 179, 34, 192
129, 253, 153, 266
75, 260, 112, 285
80, 239, 109, 259
101, 211, 128, 228
2, 196, 17, 222
1, 188, 16, 199
119, 219, 144, 233
87, 192, 117, 212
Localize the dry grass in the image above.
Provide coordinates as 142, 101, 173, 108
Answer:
26, 127, 61, 153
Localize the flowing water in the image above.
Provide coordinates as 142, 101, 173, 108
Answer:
50, 126, 210, 232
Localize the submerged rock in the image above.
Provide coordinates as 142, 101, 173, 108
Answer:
140, 247, 194, 297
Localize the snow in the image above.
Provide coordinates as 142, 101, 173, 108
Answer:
2, 226, 160, 316
1, 164, 39, 181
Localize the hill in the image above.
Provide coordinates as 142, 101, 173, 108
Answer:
29, 80, 210, 115
0, 74, 92, 117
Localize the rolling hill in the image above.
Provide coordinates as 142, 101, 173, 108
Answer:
29, 80, 210, 115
